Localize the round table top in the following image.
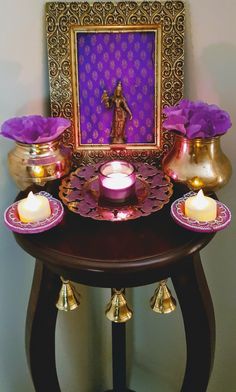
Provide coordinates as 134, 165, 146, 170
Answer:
14, 182, 215, 287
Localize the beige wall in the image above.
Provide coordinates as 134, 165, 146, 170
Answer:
0, 1, 235, 391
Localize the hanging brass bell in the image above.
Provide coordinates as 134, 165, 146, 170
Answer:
150, 280, 177, 314
105, 289, 133, 323
56, 277, 80, 311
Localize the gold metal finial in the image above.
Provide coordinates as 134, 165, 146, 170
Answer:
56, 277, 80, 311
150, 280, 177, 314
105, 289, 133, 323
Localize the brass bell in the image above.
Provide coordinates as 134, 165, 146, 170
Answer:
150, 280, 177, 314
105, 289, 133, 323
56, 277, 80, 311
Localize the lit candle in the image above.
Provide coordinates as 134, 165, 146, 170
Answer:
17, 191, 51, 223
185, 189, 217, 222
99, 161, 136, 203
102, 171, 133, 190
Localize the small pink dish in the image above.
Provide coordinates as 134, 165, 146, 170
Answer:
171, 192, 231, 233
4, 191, 64, 234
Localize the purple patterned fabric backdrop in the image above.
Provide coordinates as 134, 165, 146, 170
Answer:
77, 31, 155, 145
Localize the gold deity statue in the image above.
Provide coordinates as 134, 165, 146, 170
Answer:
101, 81, 132, 144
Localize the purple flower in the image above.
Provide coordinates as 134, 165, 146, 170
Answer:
163, 100, 232, 139
0, 115, 71, 143
162, 114, 187, 135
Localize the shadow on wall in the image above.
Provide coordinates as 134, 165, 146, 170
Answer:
56, 285, 114, 392
129, 283, 185, 392
199, 44, 236, 392
0, 137, 35, 391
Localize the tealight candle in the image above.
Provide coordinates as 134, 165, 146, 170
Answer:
17, 191, 51, 223
185, 189, 217, 222
99, 161, 136, 203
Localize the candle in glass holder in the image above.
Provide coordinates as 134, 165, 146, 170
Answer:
17, 191, 51, 223
99, 161, 136, 203
185, 189, 217, 222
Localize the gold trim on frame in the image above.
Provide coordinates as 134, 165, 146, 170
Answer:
71, 25, 161, 151
46, 1, 185, 165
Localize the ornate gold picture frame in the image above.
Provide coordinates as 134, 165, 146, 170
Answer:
46, 1, 185, 164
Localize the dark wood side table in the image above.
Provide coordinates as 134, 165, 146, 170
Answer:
14, 184, 216, 392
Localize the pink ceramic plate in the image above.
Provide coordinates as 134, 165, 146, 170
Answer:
4, 192, 64, 234
171, 192, 231, 233
59, 162, 173, 222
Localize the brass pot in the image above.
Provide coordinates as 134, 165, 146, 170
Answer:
162, 134, 232, 192
8, 137, 71, 190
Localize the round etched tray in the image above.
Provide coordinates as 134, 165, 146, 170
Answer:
171, 192, 231, 233
4, 192, 64, 234
59, 162, 173, 222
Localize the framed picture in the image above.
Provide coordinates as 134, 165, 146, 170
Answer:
46, 1, 185, 164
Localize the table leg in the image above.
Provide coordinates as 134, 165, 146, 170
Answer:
105, 321, 134, 392
26, 259, 61, 392
172, 253, 215, 392
112, 322, 127, 391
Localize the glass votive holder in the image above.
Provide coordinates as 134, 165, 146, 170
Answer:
98, 161, 136, 204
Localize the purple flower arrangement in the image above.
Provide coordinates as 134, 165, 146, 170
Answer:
163, 99, 232, 139
0, 115, 71, 144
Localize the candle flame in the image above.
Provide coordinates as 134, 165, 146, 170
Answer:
111, 161, 122, 172
26, 191, 41, 210
197, 189, 204, 199
196, 189, 207, 207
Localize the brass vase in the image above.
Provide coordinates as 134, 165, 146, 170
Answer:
8, 137, 71, 190
162, 134, 232, 192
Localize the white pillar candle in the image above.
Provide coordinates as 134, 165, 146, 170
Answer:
185, 189, 217, 222
17, 191, 51, 223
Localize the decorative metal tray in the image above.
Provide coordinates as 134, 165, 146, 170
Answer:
4, 192, 64, 234
59, 162, 173, 222
171, 192, 231, 233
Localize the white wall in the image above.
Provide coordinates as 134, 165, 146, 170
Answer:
0, 1, 46, 391
0, 1, 235, 391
